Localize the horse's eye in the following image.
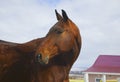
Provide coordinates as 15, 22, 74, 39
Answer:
55, 29, 63, 34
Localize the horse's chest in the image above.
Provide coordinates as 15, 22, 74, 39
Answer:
35, 66, 67, 82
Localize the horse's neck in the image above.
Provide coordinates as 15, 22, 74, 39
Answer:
16, 38, 44, 53
70, 28, 81, 66
57, 33, 81, 70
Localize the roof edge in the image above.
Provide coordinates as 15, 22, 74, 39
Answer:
83, 72, 120, 75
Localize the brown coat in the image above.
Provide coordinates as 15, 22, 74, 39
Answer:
0, 10, 81, 82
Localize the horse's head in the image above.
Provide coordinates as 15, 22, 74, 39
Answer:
35, 10, 81, 65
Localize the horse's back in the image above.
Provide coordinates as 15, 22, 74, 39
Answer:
0, 40, 18, 46
0, 40, 19, 58
0, 38, 42, 82
0, 40, 21, 81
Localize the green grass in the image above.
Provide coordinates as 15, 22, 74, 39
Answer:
70, 79, 84, 82
100, 80, 117, 82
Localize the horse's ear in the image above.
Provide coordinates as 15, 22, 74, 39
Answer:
62, 10, 69, 22
55, 9, 62, 21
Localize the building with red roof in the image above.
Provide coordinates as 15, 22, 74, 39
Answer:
84, 55, 120, 82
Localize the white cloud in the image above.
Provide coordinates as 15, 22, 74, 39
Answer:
0, 0, 57, 42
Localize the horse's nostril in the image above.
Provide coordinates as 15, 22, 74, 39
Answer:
36, 54, 42, 60
37, 54, 42, 59
35, 54, 42, 63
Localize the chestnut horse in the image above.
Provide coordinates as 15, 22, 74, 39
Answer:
0, 10, 81, 82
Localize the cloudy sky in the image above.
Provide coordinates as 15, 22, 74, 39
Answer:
0, 0, 120, 69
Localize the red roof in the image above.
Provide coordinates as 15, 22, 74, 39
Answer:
85, 55, 120, 73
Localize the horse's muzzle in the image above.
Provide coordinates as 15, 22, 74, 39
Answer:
35, 54, 49, 65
